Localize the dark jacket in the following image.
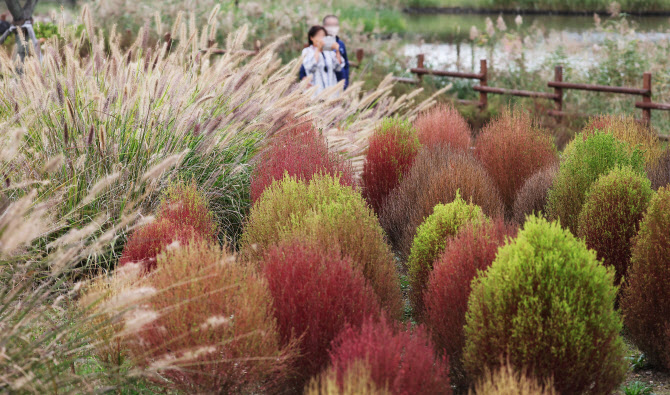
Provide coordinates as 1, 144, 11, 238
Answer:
300, 36, 349, 89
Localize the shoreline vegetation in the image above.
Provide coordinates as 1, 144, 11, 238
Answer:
401, 0, 670, 13
403, 6, 670, 16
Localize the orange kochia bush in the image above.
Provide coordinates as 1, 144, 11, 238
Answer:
474, 109, 558, 213
125, 242, 295, 393
413, 104, 472, 152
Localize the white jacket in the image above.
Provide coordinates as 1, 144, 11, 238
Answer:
302, 45, 344, 94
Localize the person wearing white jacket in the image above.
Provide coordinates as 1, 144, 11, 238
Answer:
302, 25, 344, 95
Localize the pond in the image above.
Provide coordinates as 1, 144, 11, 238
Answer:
400, 13, 670, 72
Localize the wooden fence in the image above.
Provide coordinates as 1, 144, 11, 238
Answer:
395, 54, 670, 140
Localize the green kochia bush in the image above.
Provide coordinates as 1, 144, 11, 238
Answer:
407, 194, 485, 320
622, 186, 670, 370
464, 216, 627, 394
547, 132, 645, 234
577, 166, 653, 289
240, 174, 402, 317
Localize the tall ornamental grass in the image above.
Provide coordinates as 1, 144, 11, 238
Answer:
2, 6, 431, 266
0, 6, 433, 392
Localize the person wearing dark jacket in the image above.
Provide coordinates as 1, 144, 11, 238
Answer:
300, 15, 349, 89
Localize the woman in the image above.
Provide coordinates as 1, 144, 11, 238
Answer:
302, 25, 344, 95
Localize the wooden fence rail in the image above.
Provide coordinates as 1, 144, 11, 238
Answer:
394, 54, 670, 140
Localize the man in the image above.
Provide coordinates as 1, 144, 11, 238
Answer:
300, 15, 350, 89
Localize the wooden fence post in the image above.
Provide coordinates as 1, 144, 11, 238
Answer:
417, 54, 425, 83
643, 72, 652, 126
356, 48, 364, 64
554, 66, 563, 123
479, 59, 487, 110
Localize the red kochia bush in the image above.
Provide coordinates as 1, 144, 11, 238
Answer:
475, 109, 558, 213
262, 239, 381, 386
413, 104, 472, 152
328, 316, 451, 395
157, 181, 218, 237
361, 118, 420, 214
119, 181, 217, 271
250, 122, 355, 203
424, 219, 517, 387
622, 186, 670, 370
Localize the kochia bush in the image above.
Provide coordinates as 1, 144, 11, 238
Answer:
250, 122, 355, 203
119, 181, 217, 271
262, 239, 381, 386
583, 115, 661, 164
474, 109, 558, 213
125, 242, 294, 393
512, 165, 558, 226
424, 219, 516, 386
241, 174, 402, 316
647, 147, 670, 190
328, 316, 451, 395
577, 166, 653, 289
157, 181, 218, 237
413, 104, 471, 152
361, 118, 420, 214
407, 194, 485, 320
547, 132, 645, 234
464, 216, 627, 394
380, 147, 504, 259
622, 186, 670, 370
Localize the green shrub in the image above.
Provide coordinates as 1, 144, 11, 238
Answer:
547, 132, 645, 234
240, 174, 402, 317
577, 166, 653, 289
407, 194, 485, 320
464, 216, 627, 394
622, 186, 670, 370
583, 115, 661, 165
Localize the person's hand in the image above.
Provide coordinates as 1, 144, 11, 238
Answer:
331, 41, 339, 51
